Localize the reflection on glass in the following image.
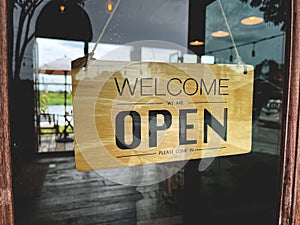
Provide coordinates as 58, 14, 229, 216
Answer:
184, 0, 289, 224
14, 0, 289, 224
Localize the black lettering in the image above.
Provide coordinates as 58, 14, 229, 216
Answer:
154, 78, 166, 96
116, 111, 141, 149
218, 79, 229, 95
149, 110, 172, 147
200, 79, 216, 95
183, 78, 198, 96
114, 77, 138, 96
140, 78, 153, 96
167, 78, 182, 96
179, 109, 197, 145
204, 108, 227, 143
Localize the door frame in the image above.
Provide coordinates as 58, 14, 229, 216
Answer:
278, 0, 300, 224
0, 0, 300, 224
0, 0, 14, 224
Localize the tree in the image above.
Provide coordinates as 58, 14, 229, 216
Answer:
9, 0, 87, 156
12, 0, 86, 81
239, 0, 290, 30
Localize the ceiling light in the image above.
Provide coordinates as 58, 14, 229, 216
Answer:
241, 16, 263, 25
211, 31, 229, 38
59, 5, 66, 13
189, 40, 204, 46
106, 0, 113, 12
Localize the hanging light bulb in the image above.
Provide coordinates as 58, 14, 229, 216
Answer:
211, 30, 229, 38
252, 43, 256, 57
189, 40, 204, 46
229, 48, 233, 62
241, 16, 263, 25
59, 5, 66, 13
106, 0, 113, 12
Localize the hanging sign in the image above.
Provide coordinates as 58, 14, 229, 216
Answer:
71, 60, 254, 171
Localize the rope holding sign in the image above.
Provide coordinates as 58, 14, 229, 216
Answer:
89, 0, 121, 60
217, 0, 248, 74
88, 0, 247, 74
72, 0, 121, 72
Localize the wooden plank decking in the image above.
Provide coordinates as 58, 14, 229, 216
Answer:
13, 157, 184, 225
14, 122, 280, 225
39, 136, 74, 152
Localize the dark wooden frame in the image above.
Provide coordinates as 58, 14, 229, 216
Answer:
279, 0, 300, 224
0, 0, 15, 224
0, 0, 299, 224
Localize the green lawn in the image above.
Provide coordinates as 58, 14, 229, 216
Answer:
40, 91, 72, 106
40, 125, 73, 136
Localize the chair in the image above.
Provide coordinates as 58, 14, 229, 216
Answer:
38, 113, 59, 136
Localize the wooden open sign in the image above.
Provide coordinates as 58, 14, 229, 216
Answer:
71, 61, 254, 171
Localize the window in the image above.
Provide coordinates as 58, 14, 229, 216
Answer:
3, 1, 298, 225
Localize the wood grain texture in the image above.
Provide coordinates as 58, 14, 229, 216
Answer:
72, 61, 254, 171
278, 0, 300, 224
14, 157, 184, 225
0, 0, 14, 224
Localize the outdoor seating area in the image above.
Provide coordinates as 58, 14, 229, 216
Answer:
37, 113, 74, 152
38, 113, 74, 152
38, 113, 59, 135
35, 53, 74, 152
39, 135, 74, 152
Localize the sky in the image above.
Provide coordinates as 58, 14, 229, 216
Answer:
36, 37, 187, 91
36, 38, 133, 91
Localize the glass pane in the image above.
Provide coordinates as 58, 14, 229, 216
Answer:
34, 38, 133, 152
11, 0, 290, 225
185, 1, 289, 225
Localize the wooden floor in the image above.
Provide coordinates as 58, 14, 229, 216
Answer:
13, 152, 281, 225
14, 122, 280, 225
13, 157, 184, 225
39, 135, 74, 152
